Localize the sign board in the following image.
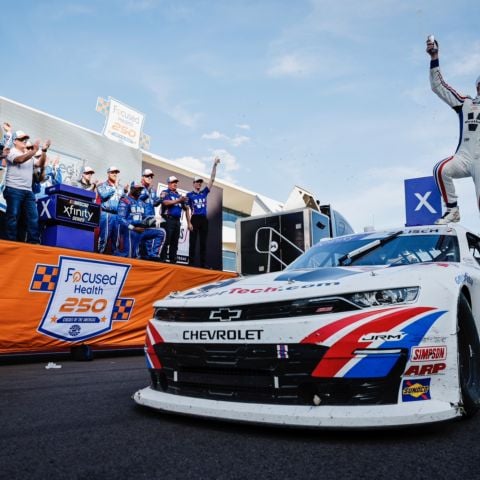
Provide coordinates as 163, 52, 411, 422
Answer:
102, 97, 145, 149
404, 176, 442, 226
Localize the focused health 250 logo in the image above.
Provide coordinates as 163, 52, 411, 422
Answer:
31, 256, 133, 342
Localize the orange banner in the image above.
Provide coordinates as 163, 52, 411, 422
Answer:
0, 240, 236, 355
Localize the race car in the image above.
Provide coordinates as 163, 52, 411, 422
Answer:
133, 225, 480, 428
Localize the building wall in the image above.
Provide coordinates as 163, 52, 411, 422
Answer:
0, 96, 141, 185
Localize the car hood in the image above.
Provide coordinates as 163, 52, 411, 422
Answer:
158, 263, 459, 307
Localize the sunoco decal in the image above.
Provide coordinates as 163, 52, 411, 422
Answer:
402, 378, 431, 401
32, 256, 133, 341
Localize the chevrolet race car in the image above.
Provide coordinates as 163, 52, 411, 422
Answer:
134, 225, 480, 428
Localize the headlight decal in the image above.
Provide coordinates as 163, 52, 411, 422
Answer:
307, 306, 445, 378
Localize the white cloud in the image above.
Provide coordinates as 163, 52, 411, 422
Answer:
267, 54, 315, 78
173, 156, 207, 172
231, 135, 250, 147
202, 131, 229, 141
209, 149, 240, 182
201, 131, 250, 147
236, 124, 251, 130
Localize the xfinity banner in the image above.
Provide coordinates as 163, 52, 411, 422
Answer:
103, 97, 145, 149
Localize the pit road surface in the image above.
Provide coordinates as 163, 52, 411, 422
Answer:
1, 355, 479, 480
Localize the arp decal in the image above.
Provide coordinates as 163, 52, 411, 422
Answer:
32, 256, 133, 342
404, 363, 446, 376
402, 379, 431, 401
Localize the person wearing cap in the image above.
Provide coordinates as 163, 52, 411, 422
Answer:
115, 181, 165, 260
138, 168, 163, 257
96, 166, 129, 254
73, 166, 97, 192
427, 36, 480, 224
159, 175, 190, 264
186, 157, 220, 268
3, 131, 50, 243
32, 152, 62, 200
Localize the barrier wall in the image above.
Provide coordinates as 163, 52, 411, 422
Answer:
0, 240, 236, 356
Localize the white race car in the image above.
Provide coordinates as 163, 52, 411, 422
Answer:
134, 225, 480, 428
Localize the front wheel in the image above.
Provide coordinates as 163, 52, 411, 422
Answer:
457, 293, 480, 418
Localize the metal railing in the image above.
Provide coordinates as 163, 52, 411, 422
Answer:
254, 226, 304, 272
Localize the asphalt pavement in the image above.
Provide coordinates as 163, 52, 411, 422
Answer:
1, 354, 479, 480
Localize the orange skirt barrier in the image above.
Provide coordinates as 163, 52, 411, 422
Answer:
0, 240, 236, 355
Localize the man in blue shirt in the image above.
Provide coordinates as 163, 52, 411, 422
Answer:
159, 175, 190, 264
186, 157, 220, 268
116, 182, 165, 259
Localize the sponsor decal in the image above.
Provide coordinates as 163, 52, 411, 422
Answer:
360, 332, 406, 342
402, 379, 431, 401
32, 257, 133, 342
277, 344, 289, 359
182, 329, 263, 341
404, 228, 440, 234
404, 363, 446, 376
182, 282, 340, 299
209, 308, 242, 321
302, 307, 447, 379
411, 345, 447, 361
455, 273, 473, 286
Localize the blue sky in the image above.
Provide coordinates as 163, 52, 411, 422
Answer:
3, 0, 480, 231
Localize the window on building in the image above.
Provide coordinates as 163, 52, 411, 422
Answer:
222, 250, 237, 272
222, 208, 248, 228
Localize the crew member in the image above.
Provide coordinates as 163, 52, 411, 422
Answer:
139, 168, 163, 257
159, 175, 190, 264
186, 157, 220, 267
115, 181, 165, 259
74, 166, 97, 191
96, 166, 128, 253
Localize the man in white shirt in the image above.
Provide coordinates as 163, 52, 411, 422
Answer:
4, 130, 50, 243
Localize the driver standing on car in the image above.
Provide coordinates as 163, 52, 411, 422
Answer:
427, 35, 480, 224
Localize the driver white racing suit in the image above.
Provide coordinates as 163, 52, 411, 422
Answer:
431, 58, 480, 210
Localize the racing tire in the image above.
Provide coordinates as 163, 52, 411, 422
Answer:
457, 293, 480, 418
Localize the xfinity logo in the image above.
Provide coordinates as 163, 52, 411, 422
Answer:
209, 308, 242, 322
63, 204, 94, 222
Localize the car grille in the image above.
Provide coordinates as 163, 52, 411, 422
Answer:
150, 343, 405, 405
154, 297, 360, 322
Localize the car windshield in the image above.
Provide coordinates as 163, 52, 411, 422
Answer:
286, 233, 460, 269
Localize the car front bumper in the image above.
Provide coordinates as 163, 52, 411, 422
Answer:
133, 386, 460, 428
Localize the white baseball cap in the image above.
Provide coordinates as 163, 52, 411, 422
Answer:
14, 130, 30, 141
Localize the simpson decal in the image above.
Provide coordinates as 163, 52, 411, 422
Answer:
32, 256, 133, 341
411, 345, 447, 362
